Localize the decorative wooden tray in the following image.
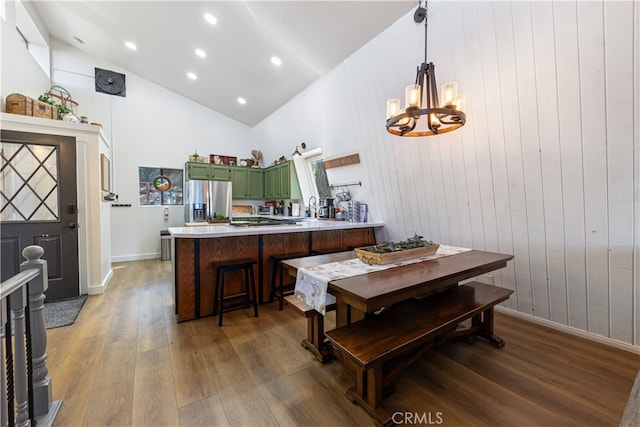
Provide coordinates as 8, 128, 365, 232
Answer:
354, 244, 439, 265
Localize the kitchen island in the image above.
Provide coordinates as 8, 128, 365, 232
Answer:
168, 220, 383, 322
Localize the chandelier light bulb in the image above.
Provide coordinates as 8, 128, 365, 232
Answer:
441, 82, 458, 107
430, 114, 441, 128
455, 94, 466, 111
386, 98, 401, 119
405, 84, 422, 109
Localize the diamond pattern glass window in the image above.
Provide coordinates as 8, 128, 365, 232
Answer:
1, 142, 59, 222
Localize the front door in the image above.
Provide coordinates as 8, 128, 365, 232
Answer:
1, 130, 79, 301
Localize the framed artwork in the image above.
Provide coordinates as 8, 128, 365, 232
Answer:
100, 154, 111, 192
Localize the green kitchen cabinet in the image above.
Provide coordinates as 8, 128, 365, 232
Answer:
186, 162, 211, 180
247, 168, 264, 199
231, 167, 248, 199
231, 166, 264, 199
264, 167, 275, 199
263, 161, 301, 200
209, 164, 231, 181
280, 162, 291, 197
185, 162, 231, 181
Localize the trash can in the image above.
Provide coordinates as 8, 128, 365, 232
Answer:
160, 230, 171, 261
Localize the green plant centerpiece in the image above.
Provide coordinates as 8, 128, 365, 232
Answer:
355, 233, 439, 265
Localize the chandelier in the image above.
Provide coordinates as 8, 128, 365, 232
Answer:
386, 1, 466, 137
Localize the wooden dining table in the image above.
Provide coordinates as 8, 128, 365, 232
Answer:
283, 248, 514, 328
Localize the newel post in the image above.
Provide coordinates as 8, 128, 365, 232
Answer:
20, 245, 52, 417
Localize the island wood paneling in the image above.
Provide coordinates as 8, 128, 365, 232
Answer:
175, 238, 196, 322
199, 235, 260, 318
311, 230, 342, 253
253, 0, 638, 346
173, 228, 376, 321
261, 232, 310, 302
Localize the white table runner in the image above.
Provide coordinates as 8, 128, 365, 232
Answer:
293, 245, 472, 314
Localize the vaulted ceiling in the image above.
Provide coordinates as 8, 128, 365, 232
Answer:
32, 1, 414, 126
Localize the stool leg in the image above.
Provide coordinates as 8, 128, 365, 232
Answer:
244, 268, 251, 308
249, 265, 259, 318
218, 271, 225, 327
278, 263, 285, 311
270, 259, 278, 304
213, 268, 220, 316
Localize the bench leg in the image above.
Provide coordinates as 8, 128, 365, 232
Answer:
300, 314, 332, 363
444, 308, 505, 348
478, 307, 505, 348
346, 365, 392, 427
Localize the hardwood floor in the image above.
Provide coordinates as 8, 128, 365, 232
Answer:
46, 259, 639, 426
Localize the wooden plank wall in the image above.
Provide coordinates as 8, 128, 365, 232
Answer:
254, 1, 638, 346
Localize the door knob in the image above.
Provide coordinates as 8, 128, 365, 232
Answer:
66, 222, 78, 229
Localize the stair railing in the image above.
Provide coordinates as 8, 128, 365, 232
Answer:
1, 245, 56, 427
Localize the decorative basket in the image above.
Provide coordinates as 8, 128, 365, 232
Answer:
355, 244, 439, 265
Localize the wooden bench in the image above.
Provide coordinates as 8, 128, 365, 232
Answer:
325, 281, 514, 426
284, 294, 336, 363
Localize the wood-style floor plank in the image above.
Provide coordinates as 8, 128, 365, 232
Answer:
132, 346, 180, 426
43, 259, 639, 426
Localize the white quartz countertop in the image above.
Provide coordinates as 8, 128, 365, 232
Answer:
168, 219, 384, 238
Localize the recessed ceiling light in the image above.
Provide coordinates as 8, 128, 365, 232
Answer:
187, 72, 197, 80
270, 56, 282, 66
204, 13, 217, 25
237, 97, 246, 105
124, 41, 137, 50
195, 48, 206, 58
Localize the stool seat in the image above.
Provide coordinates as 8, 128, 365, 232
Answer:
270, 252, 308, 310
214, 258, 257, 270
213, 258, 258, 326
311, 248, 343, 255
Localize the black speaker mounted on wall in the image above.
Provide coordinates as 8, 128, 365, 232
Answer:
94, 68, 126, 97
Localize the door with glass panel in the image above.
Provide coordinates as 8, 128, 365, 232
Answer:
1, 130, 79, 301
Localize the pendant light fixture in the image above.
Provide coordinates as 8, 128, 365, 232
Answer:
386, 1, 466, 137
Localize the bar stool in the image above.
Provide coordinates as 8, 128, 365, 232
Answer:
270, 252, 308, 310
213, 258, 258, 326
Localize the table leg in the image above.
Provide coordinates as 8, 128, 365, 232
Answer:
336, 300, 350, 327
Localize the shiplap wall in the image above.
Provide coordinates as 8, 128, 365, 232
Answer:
255, 0, 638, 346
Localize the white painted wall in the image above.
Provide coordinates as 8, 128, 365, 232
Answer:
48, 40, 254, 262
0, 0, 50, 109
253, 1, 639, 347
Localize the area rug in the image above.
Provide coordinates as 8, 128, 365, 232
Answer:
43, 295, 88, 329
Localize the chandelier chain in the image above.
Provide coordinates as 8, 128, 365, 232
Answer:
423, 1, 428, 65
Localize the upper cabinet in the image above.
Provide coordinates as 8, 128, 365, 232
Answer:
186, 160, 300, 200
230, 166, 264, 200
264, 161, 301, 200
185, 162, 230, 181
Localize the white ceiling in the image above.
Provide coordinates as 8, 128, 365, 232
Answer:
31, 1, 415, 127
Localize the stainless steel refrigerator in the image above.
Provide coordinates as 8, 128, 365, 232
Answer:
184, 180, 232, 223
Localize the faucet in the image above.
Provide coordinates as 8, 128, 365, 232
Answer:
307, 196, 317, 218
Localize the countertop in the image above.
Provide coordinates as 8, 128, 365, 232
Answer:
168, 219, 384, 238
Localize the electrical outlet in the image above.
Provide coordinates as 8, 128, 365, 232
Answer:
485, 274, 494, 285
